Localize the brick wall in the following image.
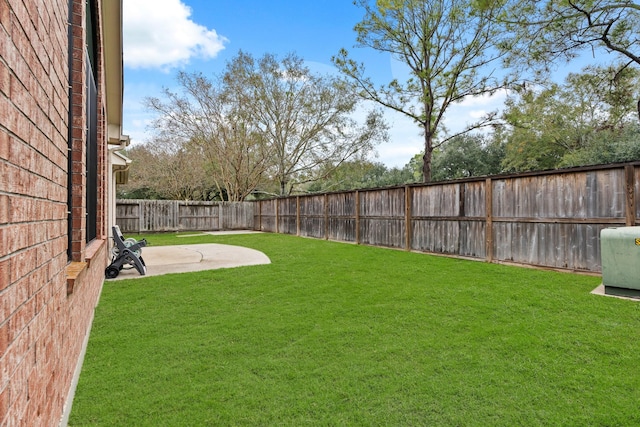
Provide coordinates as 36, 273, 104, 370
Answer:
1, 0, 111, 425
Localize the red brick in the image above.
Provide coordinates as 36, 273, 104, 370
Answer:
0, 95, 16, 137
7, 139, 28, 171
0, 60, 9, 97
27, 354, 45, 403
0, 258, 10, 291
0, 320, 8, 359
7, 223, 29, 254
30, 175, 47, 199
0, 0, 10, 28
8, 195, 28, 223
13, 248, 37, 282
6, 384, 28, 426
0, 130, 9, 161
32, 285, 48, 319
0, 194, 8, 223
0, 384, 9, 426
1, 279, 25, 322
0, 226, 7, 259
1, 322, 27, 392
9, 300, 35, 348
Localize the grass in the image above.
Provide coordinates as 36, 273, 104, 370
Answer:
69, 233, 640, 426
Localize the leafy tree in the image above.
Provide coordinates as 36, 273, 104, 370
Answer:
563, 64, 640, 128
306, 160, 383, 193
501, 83, 578, 171
496, 0, 640, 119
501, 64, 640, 171
431, 133, 505, 181
403, 153, 424, 183
333, 0, 515, 182
560, 124, 640, 166
374, 162, 420, 187
225, 51, 388, 195
306, 159, 420, 193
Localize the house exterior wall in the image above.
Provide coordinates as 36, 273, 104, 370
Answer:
1, 0, 117, 425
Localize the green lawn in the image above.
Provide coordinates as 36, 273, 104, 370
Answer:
69, 233, 640, 426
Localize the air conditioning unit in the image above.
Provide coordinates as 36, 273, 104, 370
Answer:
600, 226, 640, 298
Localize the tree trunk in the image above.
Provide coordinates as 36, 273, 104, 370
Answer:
279, 179, 286, 196
422, 132, 433, 183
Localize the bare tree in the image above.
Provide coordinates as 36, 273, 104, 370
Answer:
120, 139, 216, 200
333, 0, 514, 182
146, 71, 272, 201
145, 52, 387, 198
224, 51, 388, 195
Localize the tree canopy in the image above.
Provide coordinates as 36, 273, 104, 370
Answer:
117, 138, 219, 200
306, 158, 421, 193
501, 64, 640, 171
145, 71, 272, 201
496, 0, 640, 118
137, 51, 387, 200
431, 134, 505, 181
333, 0, 514, 182
225, 52, 388, 195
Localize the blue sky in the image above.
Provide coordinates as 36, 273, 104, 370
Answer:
123, 0, 511, 167
121, 0, 534, 167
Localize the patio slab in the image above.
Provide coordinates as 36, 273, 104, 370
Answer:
107, 243, 270, 280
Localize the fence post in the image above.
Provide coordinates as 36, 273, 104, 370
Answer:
625, 165, 636, 226
485, 178, 493, 263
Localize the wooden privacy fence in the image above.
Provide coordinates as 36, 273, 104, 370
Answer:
116, 200, 254, 233
254, 162, 640, 273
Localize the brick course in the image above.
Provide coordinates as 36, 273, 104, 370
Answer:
1, 0, 111, 425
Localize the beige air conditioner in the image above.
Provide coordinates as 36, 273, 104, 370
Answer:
600, 226, 640, 298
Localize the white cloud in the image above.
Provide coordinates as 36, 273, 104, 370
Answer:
456, 90, 508, 107
123, 0, 227, 70
468, 109, 488, 119
442, 90, 508, 134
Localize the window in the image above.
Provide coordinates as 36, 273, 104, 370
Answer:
85, 0, 98, 243
85, 53, 97, 242
67, 0, 99, 258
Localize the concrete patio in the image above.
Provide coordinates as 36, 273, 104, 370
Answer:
106, 231, 270, 280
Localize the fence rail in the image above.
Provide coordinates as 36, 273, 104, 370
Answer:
253, 162, 640, 273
